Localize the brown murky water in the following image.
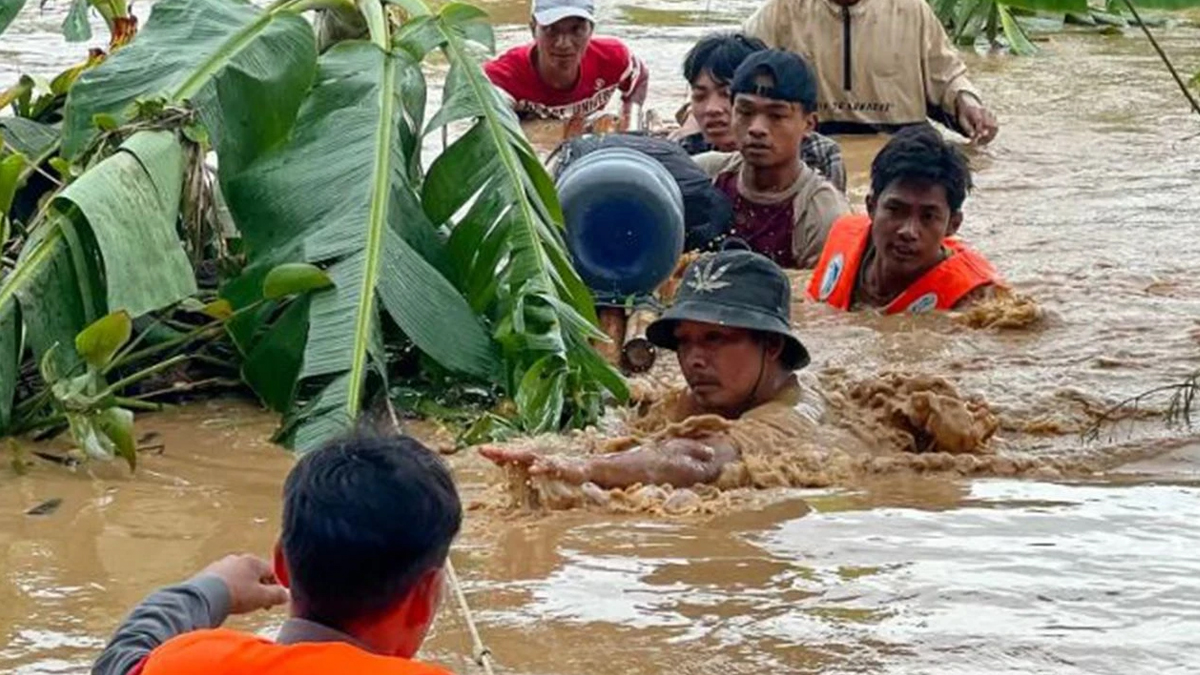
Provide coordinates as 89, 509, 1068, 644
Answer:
4, 1, 1200, 673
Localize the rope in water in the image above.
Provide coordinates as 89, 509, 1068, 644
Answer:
446, 559, 497, 675
382, 400, 497, 675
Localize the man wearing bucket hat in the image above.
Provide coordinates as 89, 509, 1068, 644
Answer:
483, 0, 649, 125
481, 245, 817, 489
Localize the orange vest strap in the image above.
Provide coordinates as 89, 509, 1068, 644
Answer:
806, 214, 871, 309
138, 629, 454, 675
884, 238, 999, 314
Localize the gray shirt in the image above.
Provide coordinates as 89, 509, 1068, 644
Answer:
92, 575, 363, 675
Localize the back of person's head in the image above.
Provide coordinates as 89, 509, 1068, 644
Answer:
683, 32, 768, 86
870, 124, 974, 213
730, 49, 818, 114
280, 430, 462, 631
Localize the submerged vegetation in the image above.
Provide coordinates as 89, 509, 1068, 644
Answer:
0, 0, 627, 465
932, 0, 1200, 55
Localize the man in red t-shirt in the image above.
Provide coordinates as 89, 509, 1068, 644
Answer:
484, 0, 649, 124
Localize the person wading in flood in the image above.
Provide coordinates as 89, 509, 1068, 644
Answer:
482, 245, 817, 489
808, 124, 1003, 312
742, 0, 999, 143
483, 0, 649, 126
674, 32, 847, 193
692, 49, 849, 268
91, 433, 461, 675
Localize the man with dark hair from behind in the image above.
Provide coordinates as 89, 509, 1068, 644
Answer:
673, 32, 846, 193
92, 432, 463, 675
808, 124, 1003, 313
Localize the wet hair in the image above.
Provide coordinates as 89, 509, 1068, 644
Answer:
683, 32, 768, 86
281, 430, 462, 630
870, 124, 974, 213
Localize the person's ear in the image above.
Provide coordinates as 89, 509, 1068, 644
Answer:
947, 211, 963, 237
764, 335, 785, 362
529, 19, 537, 38
272, 542, 290, 589
865, 193, 877, 217
801, 109, 817, 135
404, 567, 445, 630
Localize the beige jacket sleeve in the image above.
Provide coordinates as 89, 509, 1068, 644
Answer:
742, 0, 789, 48
793, 184, 850, 269
692, 151, 738, 179
920, 0, 982, 116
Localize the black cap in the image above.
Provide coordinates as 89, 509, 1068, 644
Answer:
645, 247, 810, 370
730, 49, 818, 112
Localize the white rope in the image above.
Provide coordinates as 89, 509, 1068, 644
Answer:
446, 558, 497, 675
381, 399, 496, 675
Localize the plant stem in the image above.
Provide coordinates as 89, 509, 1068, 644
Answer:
113, 397, 164, 412
1120, 0, 1200, 118
106, 353, 191, 394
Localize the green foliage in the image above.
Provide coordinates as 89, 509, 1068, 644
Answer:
61, 0, 318, 164
0, 0, 28, 37
1, 0, 628, 460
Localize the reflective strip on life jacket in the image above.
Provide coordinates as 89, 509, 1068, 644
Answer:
807, 214, 1000, 313
137, 629, 453, 675
806, 214, 871, 309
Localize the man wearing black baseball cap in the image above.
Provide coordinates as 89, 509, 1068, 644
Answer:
481, 246, 815, 490
693, 49, 848, 270
483, 0, 649, 125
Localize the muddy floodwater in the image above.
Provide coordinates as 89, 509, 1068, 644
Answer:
4, 0, 1200, 673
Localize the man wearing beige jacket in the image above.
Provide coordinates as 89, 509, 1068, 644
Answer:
743, 0, 999, 143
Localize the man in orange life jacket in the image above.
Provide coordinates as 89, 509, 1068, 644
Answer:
808, 124, 1002, 312
92, 432, 462, 675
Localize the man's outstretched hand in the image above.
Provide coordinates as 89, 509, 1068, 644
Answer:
479, 446, 591, 485
202, 554, 289, 615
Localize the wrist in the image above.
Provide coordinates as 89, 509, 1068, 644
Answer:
187, 573, 233, 627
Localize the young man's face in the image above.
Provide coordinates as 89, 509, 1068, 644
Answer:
732, 74, 815, 169
532, 17, 593, 74
866, 178, 963, 278
690, 71, 736, 152
673, 321, 777, 413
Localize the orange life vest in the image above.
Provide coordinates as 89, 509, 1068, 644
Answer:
135, 629, 453, 675
806, 214, 1000, 314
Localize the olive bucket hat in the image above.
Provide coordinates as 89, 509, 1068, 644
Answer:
645, 245, 811, 370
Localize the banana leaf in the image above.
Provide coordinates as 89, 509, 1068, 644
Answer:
0, 303, 19, 433
0, 0, 27, 38
418, 3, 626, 431
54, 130, 194, 318
1001, 0, 1086, 13
224, 40, 499, 451
998, 4, 1037, 54
0, 118, 59, 157
61, 0, 317, 175
0, 130, 191, 400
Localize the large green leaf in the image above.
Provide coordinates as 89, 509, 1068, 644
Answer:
0, 118, 59, 157
420, 5, 626, 431
62, 0, 92, 42
0, 0, 28, 37
0, 303, 19, 433
54, 130, 195, 317
1121, 0, 1200, 8
225, 40, 498, 450
1000, 0, 1086, 13
61, 0, 318, 167
998, 4, 1037, 54
11, 221, 93, 376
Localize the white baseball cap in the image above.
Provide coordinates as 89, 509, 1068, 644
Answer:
532, 0, 595, 25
